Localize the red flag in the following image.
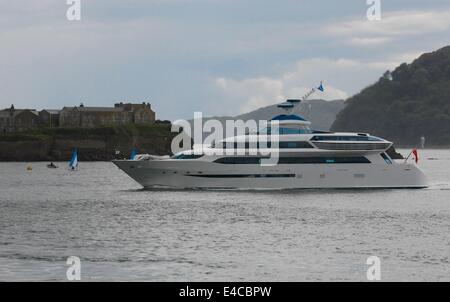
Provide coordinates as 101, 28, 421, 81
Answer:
412, 148, 418, 163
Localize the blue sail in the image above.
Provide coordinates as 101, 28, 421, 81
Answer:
130, 148, 138, 160
69, 149, 78, 169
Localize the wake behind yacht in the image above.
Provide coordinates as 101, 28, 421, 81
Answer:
113, 99, 428, 189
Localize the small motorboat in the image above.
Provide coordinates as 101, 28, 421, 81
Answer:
47, 162, 58, 169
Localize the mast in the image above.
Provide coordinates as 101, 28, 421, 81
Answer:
276, 81, 324, 115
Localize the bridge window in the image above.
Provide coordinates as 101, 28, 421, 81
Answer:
259, 127, 312, 135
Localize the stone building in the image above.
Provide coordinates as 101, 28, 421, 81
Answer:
59, 102, 155, 128
0, 111, 10, 133
39, 110, 61, 128
0, 105, 41, 132
0, 102, 155, 131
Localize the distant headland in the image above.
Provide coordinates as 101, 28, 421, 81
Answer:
0, 102, 174, 161
331, 46, 450, 148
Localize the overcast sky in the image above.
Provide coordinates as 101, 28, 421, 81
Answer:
1, 0, 450, 120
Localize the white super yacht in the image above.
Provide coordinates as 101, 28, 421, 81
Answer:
113, 99, 428, 189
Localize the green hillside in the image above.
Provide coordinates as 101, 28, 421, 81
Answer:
331, 46, 450, 147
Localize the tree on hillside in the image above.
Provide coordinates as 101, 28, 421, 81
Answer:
331, 46, 450, 147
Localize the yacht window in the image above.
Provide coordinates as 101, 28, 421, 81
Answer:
186, 173, 295, 178
222, 142, 258, 149
221, 141, 313, 149
214, 157, 262, 164
310, 135, 382, 141
380, 153, 393, 164
312, 142, 390, 151
278, 157, 371, 164
171, 154, 203, 159
257, 142, 271, 148
258, 127, 312, 135
213, 156, 370, 164
279, 141, 314, 148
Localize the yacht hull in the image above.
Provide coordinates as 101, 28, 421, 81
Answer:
112, 160, 428, 189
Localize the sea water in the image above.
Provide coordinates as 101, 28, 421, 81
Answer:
0, 149, 449, 281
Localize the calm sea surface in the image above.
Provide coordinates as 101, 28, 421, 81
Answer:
0, 149, 449, 281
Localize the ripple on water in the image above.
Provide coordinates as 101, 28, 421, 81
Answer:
0, 151, 450, 281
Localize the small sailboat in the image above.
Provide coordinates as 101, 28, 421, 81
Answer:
69, 149, 78, 170
130, 148, 138, 160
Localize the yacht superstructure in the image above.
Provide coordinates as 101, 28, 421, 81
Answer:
113, 100, 428, 189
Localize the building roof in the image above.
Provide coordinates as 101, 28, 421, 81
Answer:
79, 107, 123, 112
0, 109, 39, 117
41, 109, 60, 114
63, 106, 123, 112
